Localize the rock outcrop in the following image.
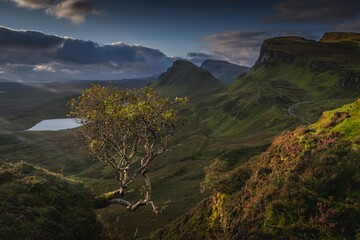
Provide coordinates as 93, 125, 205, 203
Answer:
309, 60, 344, 72
254, 37, 298, 68
320, 32, 360, 45
337, 71, 360, 90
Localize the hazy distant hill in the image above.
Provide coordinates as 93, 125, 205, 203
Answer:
152, 60, 223, 97
200, 59, 249, 84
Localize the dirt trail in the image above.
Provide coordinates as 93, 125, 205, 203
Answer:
287, 101, 315, 125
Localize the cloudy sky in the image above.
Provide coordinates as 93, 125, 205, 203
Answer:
0, 0, 359, 81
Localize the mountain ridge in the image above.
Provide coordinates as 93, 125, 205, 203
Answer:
320, 32, 360, 45
254, 34, 360, 69
200, 59, 249, 84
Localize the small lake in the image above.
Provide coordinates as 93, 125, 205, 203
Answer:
28, 118, 82, 131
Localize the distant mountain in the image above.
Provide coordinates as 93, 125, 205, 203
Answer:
152, 60, 223, 97
150, 99, 360, 240
200, 59, 249, 84
254, 34, 360, 70
251, 34, 360, 92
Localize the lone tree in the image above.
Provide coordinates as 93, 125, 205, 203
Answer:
69, 84, 187, 213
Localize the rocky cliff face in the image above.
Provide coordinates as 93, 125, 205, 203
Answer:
309, 60, 344, 72
320, 32, 360, 45
252, 34, 360, 91
253, 37, 298, 68
254, 34, 360, 69
254, 49, 294, 67
337, 71, 360, 90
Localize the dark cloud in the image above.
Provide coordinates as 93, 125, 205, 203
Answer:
0, 26, 174, 81
45, 0, 102, 23
186, 52, 216, 65
278, 30, 321, 40
55, 40, 169, 67
8, 0, 102, 23
202, 30, 320, 66
187, 52, 213, 59
55, 40, 135, 64
202, 31, 271, 66
334, 19, 360, 32
268, 0, 360, 23
0, 26, 63, 49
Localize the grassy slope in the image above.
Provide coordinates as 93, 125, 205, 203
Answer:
152, 99, 360, 240
0, 161, 102, 240
289, 99, 358, 125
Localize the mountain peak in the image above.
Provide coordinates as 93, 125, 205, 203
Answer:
172, 59, 197, 67
152, 60, 223, 96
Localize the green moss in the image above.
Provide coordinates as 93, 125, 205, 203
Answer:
311, 99, 360, 140
0, 161, 102, 240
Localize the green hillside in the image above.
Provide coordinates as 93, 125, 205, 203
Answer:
152, 60, 223, 97
151, 99, 360, 239
194, 34, 360, 141
0, 161, 102, 240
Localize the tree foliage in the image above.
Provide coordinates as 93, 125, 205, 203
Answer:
69, 84, 187, 213
200, 159, 229, 195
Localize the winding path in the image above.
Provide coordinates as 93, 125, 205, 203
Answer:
287, 101, 315, 125
287, 98, 357, 125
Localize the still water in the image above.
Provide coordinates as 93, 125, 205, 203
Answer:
28, 118, 82, 131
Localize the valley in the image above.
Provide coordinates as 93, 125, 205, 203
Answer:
1, 32, 360, 239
